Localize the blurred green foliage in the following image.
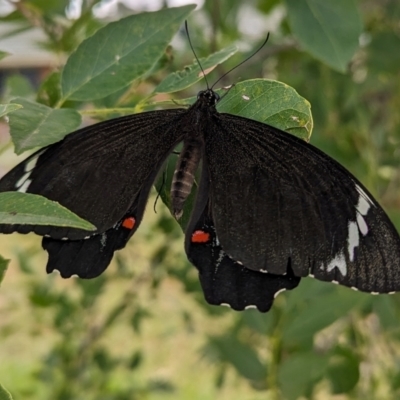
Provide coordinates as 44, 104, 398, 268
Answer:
0, 0, 399, 399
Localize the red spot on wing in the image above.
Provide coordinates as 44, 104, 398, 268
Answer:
122, 217, 136, 230
191, 230, 210, 243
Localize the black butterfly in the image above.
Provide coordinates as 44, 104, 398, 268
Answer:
0, 86, 399, 312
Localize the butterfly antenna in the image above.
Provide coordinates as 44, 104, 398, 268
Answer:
185, 20, 209, 89
211, 33, 270, 90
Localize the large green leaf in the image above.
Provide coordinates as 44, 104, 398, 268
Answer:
285, 0, 362, 72
217, 79, 313, 140
154, 45, 238, 94
7, 98, 81, 154
0, 192, 95, 231
61, 5, 195, 101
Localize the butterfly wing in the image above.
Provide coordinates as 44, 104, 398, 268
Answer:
184, 163, 300, 312
0, 109, 186, 240
185, 202, 300, 311
43, 154, 160, 278
204, 113, 400, 293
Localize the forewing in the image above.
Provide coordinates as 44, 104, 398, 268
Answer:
205, 113, 400, 293
0, 109, 186, 239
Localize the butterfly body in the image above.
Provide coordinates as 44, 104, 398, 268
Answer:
1, 88, 400, 311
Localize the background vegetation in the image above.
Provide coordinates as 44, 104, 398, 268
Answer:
0, 0, 399, 399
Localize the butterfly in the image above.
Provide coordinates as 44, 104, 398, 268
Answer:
0, 83, 400, 312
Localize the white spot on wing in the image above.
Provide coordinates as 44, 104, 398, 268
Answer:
100, 233, 107, 248
325, 251, 347, 276
260, 269, 268, 273
356, 213, 368, 235
356, 195, 371, 216
355, 184, 374, 209
220, 303, 231, 308
274, 288, 286, 298
245, 305, 257, 310
216, 250, 224, 266
347, 221, 359, 262
16, 178, 32, 193
16, 172, 31, 189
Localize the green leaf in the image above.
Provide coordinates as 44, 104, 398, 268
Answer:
0, 384, 13, 400
0, 192, 96, 231
278, 352, 328, 400
218, 79, 313, 140
0, 255, 10, 285
36, 71, 62, 107
373, 295, 400, 330
285, 0, 362, 72
368, 32, 400, 75
282, 284, 368, 348
207, 335, 266, 382
8, 97, 81, 154
61, 5, 195, 101
326, 347, 360, 394
154, 45, 238, 94
3, 75, 35, 101
0, 103, 22, 118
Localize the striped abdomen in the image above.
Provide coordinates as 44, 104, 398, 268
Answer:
171, 138, 203, 219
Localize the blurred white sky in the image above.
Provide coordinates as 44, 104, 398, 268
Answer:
0, 0, 204, 18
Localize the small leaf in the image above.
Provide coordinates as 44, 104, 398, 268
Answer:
0, 192, 96, 230
0, 103, 22, 118
154, 45, 238, 94
36, 71, 62, 107
61, 5, 195, 101
326, 347, 360, 394
207, 335, 266, 382
0, 255, 10, 285
0, 384, 13, 400
8, 97, 81, 153
285, 0, 362, 72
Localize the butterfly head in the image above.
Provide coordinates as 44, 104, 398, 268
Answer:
197, 89, 220, 107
